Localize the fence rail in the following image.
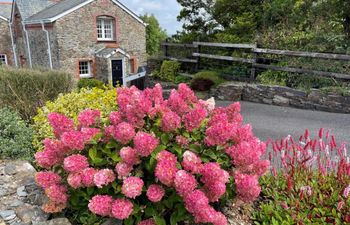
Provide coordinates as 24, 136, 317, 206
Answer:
161, 42, 350, 81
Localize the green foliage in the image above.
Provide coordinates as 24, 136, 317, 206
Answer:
32, 87, 117, 150
257, 69, 338, 90
192, 70, 224, 86
174, 75, 192, 84
140, 14, 168, 56
156, 60, 181, 82
77, 78, 105, 90
254, 172, 350, 225
0, 108, 34, 160
0, 67, 75, 121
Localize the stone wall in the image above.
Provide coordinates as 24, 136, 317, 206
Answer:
54, 0, 146, 77
212, 82, 350, 113
0, 19, 13, 65
27, 25, 60, 69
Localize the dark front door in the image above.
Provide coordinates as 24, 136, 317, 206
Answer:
111, 60, 123, 87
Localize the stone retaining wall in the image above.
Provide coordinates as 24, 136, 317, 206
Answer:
211, 82, 350, 113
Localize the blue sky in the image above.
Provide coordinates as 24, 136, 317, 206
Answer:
0, 0, 182, 35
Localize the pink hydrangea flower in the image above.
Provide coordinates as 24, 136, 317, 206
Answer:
146, 184, 165, 202
178, 83, 197, 104
155, 151, 178, 186
88, 195, 113, 216
226, 139, 266, 168
81, 128, 101, 143
122, 177, 144, 199
61, 131, 86, 151
45, 184, 68, 203
120, 147, 140, 165
63, 154, 89, 173
183, 189, 209, 216
115, 162, 133, 178
133, 132, 159, 157
109, 122, 135, 144
167, 90, 190, 116
42, 201, 67, 213
78, 109, 100, 127
174, 170, 198, 197
35, 139, 66, 168
109, 111, 122, 125
35, 171, 62, 188
204, 181, 227, 202
182, 151, 202, 174
161, 111, 181, 132
67, 173, 82, 189
200, 162, 230, 185
176, 135, 189, 147
138, 219, 156, 225
81, 168, 96, 187
213, 212, 228, 225
183, 105, 207, 132
205, 121, 236, 146
47, 112, 74, 138
94, 169, 116, 188
234, 172, 261, 202
111, 198, 133, 220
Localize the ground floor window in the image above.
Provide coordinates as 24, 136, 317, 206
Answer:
0, 54, 7, 65
79, 61, 92, 78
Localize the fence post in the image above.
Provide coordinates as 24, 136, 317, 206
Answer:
250, 43, 258, 81
195, 42, 201, 72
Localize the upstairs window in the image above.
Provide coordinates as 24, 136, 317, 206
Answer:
79, 61, 92, 78
97, 16, 115, 41
0, 54, 7, 65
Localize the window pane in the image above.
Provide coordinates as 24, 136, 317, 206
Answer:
96, 17, 114, 40
79, 61, 90, 76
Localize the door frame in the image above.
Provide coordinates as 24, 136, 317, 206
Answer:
109, 57, 126, 86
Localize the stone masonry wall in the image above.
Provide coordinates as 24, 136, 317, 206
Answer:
0, 19, 13, 65
212, 82, 350, 113
27, 26, 60, 69
54, 0, 146, 78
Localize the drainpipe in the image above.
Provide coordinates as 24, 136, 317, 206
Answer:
22, 22, 32, 68
41, 22, 53, 69
8, 21, 18, 67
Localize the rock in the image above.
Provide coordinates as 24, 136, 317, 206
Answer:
0, 186, 7, 197
0, 210, 16, 221
10, 200, 24, 208
15, 204, 48, 224
0, 219, 5, 225
17, 186, 27, 197
33, 218, 72, 225
4, 164, 17, 175
273, 95, 289, 106
101, 218, 123, 225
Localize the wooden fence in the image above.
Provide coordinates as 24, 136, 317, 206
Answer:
161, 42, 350, 81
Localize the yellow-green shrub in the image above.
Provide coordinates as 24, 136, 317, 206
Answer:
32, 87, 117, 150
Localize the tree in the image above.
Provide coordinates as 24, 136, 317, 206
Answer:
140, 14, 168, 56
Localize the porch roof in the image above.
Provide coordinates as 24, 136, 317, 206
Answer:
95, 47, 130, 59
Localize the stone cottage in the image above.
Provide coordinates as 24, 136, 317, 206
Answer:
0, 2, 14, 66
1, 0, 147, 86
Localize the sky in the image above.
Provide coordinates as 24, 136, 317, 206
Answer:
0, 0, 183, 35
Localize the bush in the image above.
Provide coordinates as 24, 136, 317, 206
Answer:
174, 75, 192, 84
0, 108, 34, 160
32, 87, 118, 151
0, 67, 75, 120
190, 71, 224, 91
257, 69, 338, 90
34, 84, 269, 225
253, 129, 350, 224
77, 78, 106, 90
156, 60, 181, 81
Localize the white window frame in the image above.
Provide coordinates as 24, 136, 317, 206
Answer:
97, 17, 114, 41
79, 61, 93, 78
0, 54, 8, 65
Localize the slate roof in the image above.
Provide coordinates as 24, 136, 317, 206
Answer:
95, 47, 130, 58
0, 3, 13, 21
26, 0, 87, 22
16, 0, 54, 20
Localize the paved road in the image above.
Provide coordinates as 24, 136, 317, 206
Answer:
217, 101, 350, 144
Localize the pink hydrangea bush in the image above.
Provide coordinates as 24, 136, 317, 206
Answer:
34, 83, 268, 225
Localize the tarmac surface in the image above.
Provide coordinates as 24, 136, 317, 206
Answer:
217, 101, 350, 144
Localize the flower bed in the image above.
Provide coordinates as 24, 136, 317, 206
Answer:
34, 83, 269, 225
254, 129, 350, 224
